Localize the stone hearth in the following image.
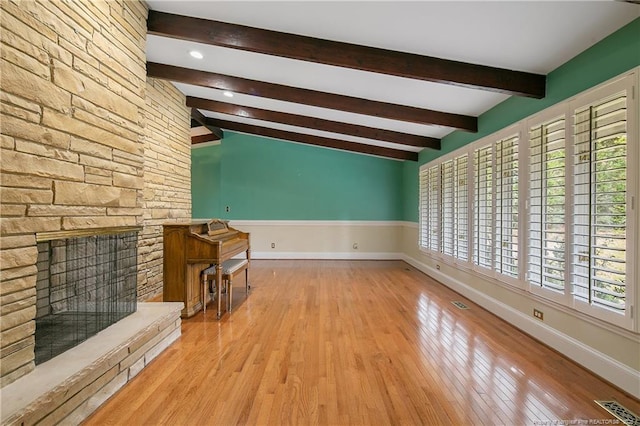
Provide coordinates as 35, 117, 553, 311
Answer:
0, 303, 182, 425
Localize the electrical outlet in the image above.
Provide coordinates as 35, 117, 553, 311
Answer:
353, 242, 358, 249
533, 309, 544, 321
436, 264, 441, 270
225, 206, 230, 212
271, 242, 276, 249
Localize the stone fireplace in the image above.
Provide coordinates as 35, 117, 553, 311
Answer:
35, 229, 139, 365
1, 0, 192, 422
2, 228, 184, 426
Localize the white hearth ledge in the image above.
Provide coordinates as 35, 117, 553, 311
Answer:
0, 302, 183, 425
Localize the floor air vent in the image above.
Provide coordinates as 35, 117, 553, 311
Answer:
595, 400, 640, 425
451, 301, 469, 310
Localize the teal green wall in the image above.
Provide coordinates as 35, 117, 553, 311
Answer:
403, 17, 640, 222
401, 161, 419, 222
192, 132, 404, 220
192, 143, 222, 217
192, 19, 639, 223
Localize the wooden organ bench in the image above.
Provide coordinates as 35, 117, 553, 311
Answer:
202, 258, 250, 317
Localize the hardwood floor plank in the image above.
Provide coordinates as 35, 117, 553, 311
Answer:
83, 260, 639, 425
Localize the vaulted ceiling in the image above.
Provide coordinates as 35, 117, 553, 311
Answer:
145, 1, 639, 161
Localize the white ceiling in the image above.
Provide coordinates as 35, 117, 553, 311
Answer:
146, 1, 639, 156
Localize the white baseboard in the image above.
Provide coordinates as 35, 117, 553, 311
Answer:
250, 251, 403, 260
402, 254, 640, 399
227, 220, 411, 227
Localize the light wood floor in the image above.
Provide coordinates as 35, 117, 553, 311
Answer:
84, 260, 639, 425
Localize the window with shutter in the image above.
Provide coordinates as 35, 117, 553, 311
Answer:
419, 167, 429, 249
572, 91, 628, 313
528, 117, 566, 293
441, 160, 455, 256
417, 70, 636, 331
454, 154, 469, 261
419, 166, 433, 250
495, 136, 519, 278
419, 165, 441, 252
474, 145, 493, 269
428, 165, 440, 252
420, 155, 470, 262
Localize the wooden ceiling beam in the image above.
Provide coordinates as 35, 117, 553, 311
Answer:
186, 97, 440, 150
149, 63, 476, 132
148, 10, 545, 98
206, 118, 418, 161
191, 133, 220, 144
190, 108, 223, 139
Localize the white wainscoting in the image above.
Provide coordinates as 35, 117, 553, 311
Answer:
226, 220, 407, 260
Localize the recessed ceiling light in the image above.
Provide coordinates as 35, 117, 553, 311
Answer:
189, 50, 203, 59
223, 91, 234, 98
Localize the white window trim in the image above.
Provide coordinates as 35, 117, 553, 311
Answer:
525, 103, 572, 307
420, 150, 472, 268
417, 67, 638, 332
566, 72, 637, 330
469, 125, 523, 288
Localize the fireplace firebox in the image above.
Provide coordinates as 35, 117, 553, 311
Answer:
35, 230, 138, 365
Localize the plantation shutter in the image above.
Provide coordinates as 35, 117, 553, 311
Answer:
419, 165, 440, 251
473, 145, 493, 269
528, 117, 566, 292
441, 160, 455, 256
454, 154, 469, 261
495, 136, 519, 278
419, 167, 431, 249
572, 91, 628, 312
428, 165, 440, 251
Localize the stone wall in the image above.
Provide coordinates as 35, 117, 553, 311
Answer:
0, 0, 148, 386
0, 0, 191, 386
138, 78, 191, 300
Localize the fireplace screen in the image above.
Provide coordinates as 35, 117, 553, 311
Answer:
35, 231, 137, 365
